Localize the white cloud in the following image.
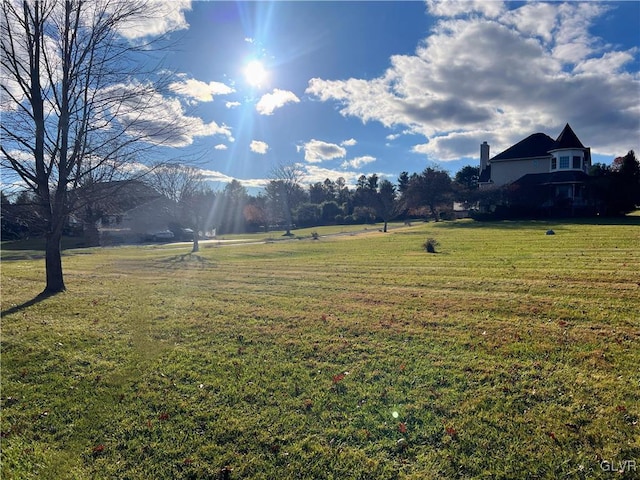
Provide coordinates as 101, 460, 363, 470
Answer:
306, 2, 639, 160
256, 89, 300, 115
1, 149, 34, 165
116, 0, 191, 39
96, 81, 233, 147
552, 2, 609, 65
226, 101, 241, 109
214, 144, 228, 150
412, 130, 495, 161
341, 138, 357, 146
250, 140, 269, 154
502, 2, 558, 44
341, 155, 376, 169
302, 164, 361, 187
575, 50, 637, 76
301, 139, 346, 163
169, 78, 234, 102
0, 76, 24, 111
426, 0, 505, 19
199, 168, 235, 183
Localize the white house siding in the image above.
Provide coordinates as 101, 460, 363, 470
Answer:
489, 156, 550, 187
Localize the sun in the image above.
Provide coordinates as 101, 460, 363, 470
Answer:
243, 60, 268, 88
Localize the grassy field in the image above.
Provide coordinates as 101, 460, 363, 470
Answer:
1, 218, 639, 479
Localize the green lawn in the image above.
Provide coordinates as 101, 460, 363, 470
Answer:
1, 219, 639, 479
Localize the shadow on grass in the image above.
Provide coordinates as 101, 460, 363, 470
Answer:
156, 253, 215, 269
1, 291, 56, 317
1, 236, 95, 261
1, 236, 90, 251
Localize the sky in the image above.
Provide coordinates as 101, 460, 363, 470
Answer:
3, 1, 640, 193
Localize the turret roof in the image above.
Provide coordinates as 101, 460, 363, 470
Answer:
552, 123, 585, 150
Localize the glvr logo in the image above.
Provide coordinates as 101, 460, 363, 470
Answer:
600, 460, 637, 472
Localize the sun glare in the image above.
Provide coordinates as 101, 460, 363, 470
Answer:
244, 60, 268, 88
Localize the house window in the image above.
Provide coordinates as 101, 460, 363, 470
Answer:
572, 156, 581, 169
559, 156, 570, 169
551, 158, 557, 170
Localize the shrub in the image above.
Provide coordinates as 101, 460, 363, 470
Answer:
352, 206, 376, 224
423, 237, 439, 253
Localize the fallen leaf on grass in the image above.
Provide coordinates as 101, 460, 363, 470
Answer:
332, 373, 345, 384
547, 431, 561, 445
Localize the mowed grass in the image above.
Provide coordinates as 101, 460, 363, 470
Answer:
1, 219, 639, 479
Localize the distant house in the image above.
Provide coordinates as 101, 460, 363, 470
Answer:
70, 180, 176, 244
478, 124, 595, 215
97, 194, 176, 244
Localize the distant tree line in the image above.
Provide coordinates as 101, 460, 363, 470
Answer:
588, 151, 640, 216
2, 151, 638, 244
1, 163, 468, 242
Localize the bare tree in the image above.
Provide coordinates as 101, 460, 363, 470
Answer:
146, 164, 214, 253
0, 0, 184, 293
265, 163, 306, 236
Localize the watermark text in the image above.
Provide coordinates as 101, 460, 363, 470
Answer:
600, 459, 637, 473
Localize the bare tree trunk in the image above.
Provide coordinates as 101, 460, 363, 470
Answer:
44, 228, 65, 294
285, 207, 292, 236
191, 229, 199, 253
430, 204, 439, 222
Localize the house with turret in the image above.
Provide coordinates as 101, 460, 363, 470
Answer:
478, 124, 595, 215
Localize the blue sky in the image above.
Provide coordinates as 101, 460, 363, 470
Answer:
3, 1, 639, 193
